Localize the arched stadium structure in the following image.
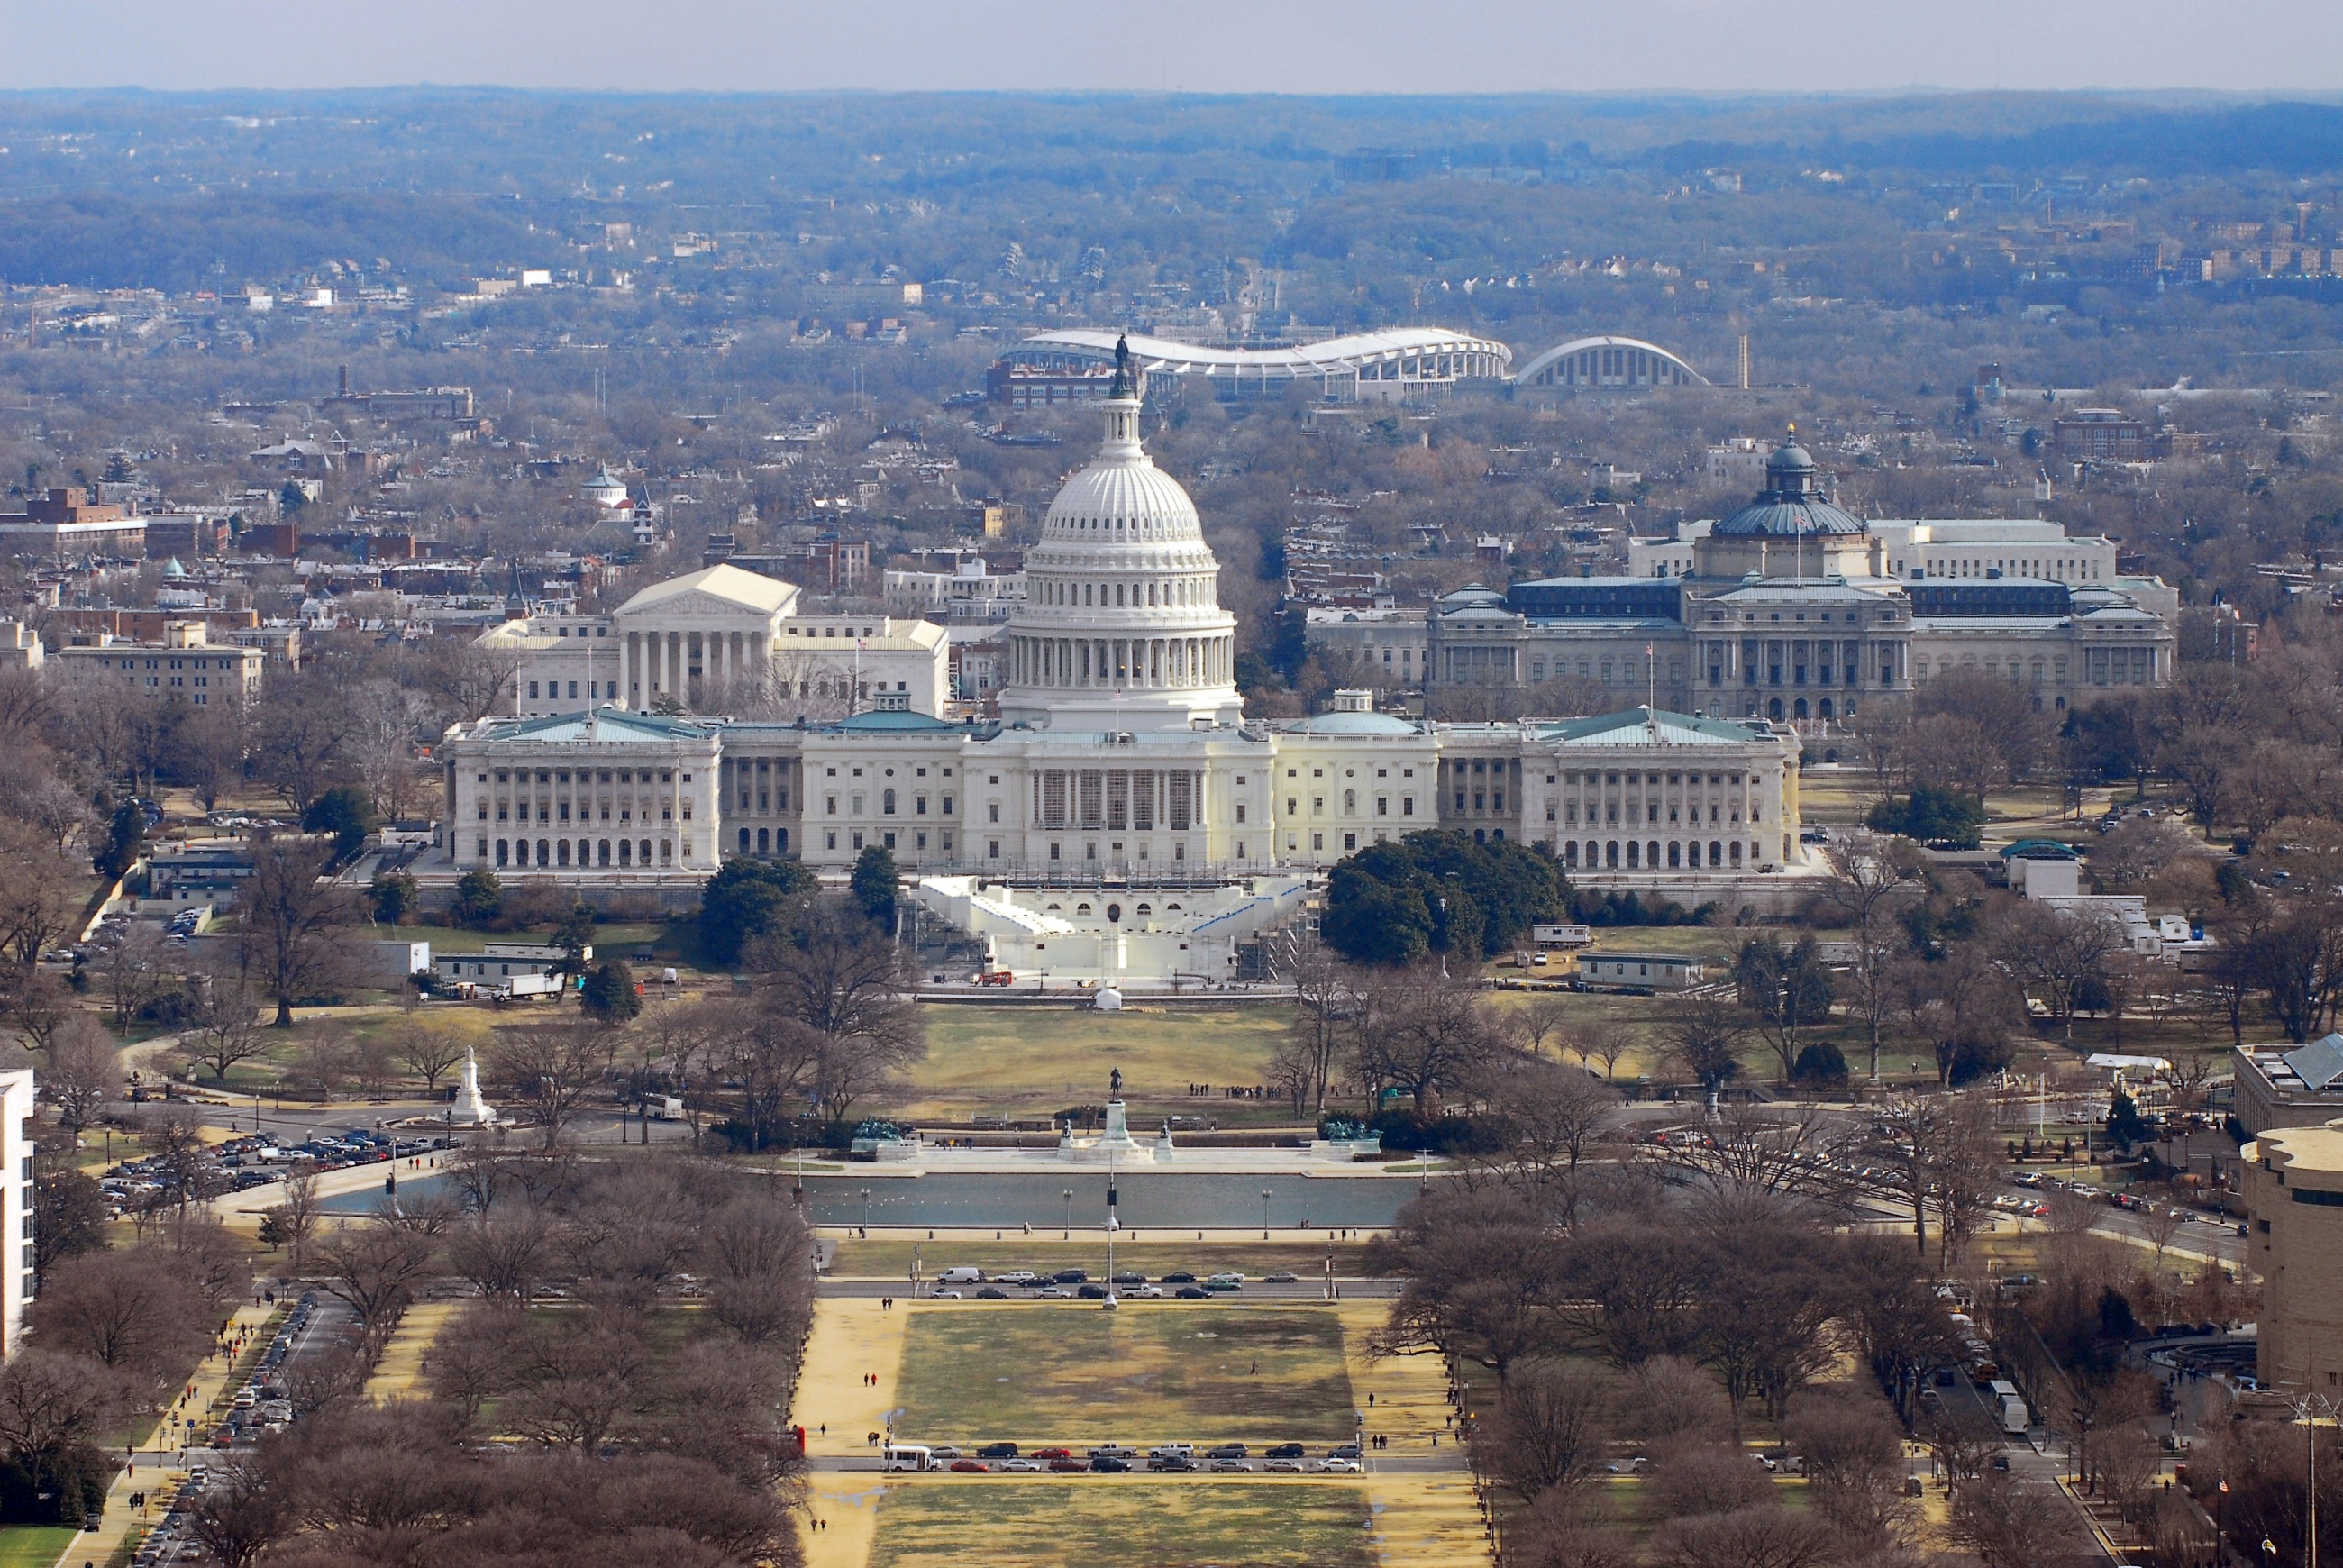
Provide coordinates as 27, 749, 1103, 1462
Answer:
992, 327, 1512, 406
1514, 336, 1710, 390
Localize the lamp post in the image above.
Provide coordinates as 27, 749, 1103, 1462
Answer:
1062, 1188, 1073, 1241
1262, 1189, 1272, 1241
860, 1186, 871, 1235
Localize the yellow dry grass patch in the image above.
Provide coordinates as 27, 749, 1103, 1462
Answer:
363, 1301, 460, 1402
793, 1299, 915, 1458
801, 1474, 890, 1568
1364, 1472, 1493, 1568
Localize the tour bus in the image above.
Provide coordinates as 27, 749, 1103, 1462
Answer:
883, 1445, 938, 1472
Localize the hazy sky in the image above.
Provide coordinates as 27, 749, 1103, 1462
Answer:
4, 0, 2339, 95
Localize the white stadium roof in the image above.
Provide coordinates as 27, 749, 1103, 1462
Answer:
1515, 335, 1709, 388
1003, 327, 1512, 379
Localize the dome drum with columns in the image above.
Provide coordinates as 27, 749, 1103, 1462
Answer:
998, 337, 1244, 733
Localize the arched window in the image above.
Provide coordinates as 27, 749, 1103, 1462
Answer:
536, 839, 550, 867
661, 839, 673, 865
598, 840, 610, 866
1729, 842, 1743, 867
1085, 584, 1093, 606
1115, 584, 1126, 606
1627, 841, 1639, 869
1667, 842, 1681, 868
739, 828, 752, 853
882, 789, 897, 815
496, 839, 509, 866
618, 839, 632, 867
1147, 584, 1156, 606
557, 840, 570, 867
1709, 840, 1722, 867
1606, 841, 1619, 869
1343, 789, 1355, 815
758, 828, 770, 854
1564, 842, 1579, 867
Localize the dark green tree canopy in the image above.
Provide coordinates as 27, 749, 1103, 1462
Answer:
1322, 830, 1568, 965
580, 959, 641, 1023
1866, 783, 1985, 849
851, 846, 898, 928
698, 856, 817, 968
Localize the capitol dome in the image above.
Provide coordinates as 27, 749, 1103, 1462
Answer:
998, 335, 1243, 733
1713, 431, 1864, 538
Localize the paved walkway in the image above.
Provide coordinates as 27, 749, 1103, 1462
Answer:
56, 1303, 276, 1568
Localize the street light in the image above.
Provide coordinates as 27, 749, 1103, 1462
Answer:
1062, 1188, 1073, 1241
1262, 1189, 1272, 1241
860, 1186, 871, 1236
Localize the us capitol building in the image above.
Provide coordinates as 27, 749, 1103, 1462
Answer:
425, 343, 1814, 982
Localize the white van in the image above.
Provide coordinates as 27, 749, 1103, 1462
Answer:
883, 1445, 937, 1472
937, 1267, 984, 1285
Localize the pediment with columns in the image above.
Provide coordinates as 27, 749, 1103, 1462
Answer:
612, 592, 787, 632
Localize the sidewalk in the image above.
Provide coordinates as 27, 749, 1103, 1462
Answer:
55, 1303, 276, 1568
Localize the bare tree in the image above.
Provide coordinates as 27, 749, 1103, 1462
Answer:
1573, 1019, 1636, 1084
181, 968, 269, 1083
1355, 964, 1496, 1115
312, 1223, 440, 1363
391, 1022, 467, 1096
272, 1168, 323, 1269
1997, 899, 2127, 1044
0, 827, 84, 967
1476, 1358, 1613, 1501
1651, 1509, 1841, 1568
38, 1016, 120, 1131
185, 1460, 291, 1568
1285, 946, 1358, 1115
1659, 993, 1749, 1097
1948, 1473, 2076, 1568
239, 830, 361, 1026
1808, 831, 1919, 1079
491, 1017, 615, 1149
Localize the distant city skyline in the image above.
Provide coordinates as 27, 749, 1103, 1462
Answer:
5, 0, 2341, 95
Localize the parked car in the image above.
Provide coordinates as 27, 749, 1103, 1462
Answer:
1049, 1458, 1088, 1472
1036, 1287, 1073, 1299
950, 1460, 988, 1473
1051, 1269, 1089, 1284
975, 1442, 1018, 1459
1210, 1458, 1254, 1472
1147, 1455, 1197, 1472
976, 1287, 1008, 1299
1317, 1458, 1363, 1472
1265, 1443, 1307, 1459
1263, 1272, 1299, 1283
1077, 1284, 1108, 1299
1176, 1286, 1210, 1299
1032, 1447, 1071, 1460
994, 1271, 1038, 1286
1208, 1272, 1246, 1285
1089, 1456, 1132, 1472
1206, 1443, 1248, 1458
1160, 1272, 1197, 1283
1125, 1284, 1164, 1299
1328, 1444, 1363, 1460
999, 1458, 1044, 1472
1109, 1271, 1146, 1285
1202, 1279, 1241, 1293
1266, 1459, 1305, 1472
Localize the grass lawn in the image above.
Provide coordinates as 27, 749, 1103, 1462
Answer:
870, 1481, 1373, 1568
0, 1525, 77, 1567
827, 1239, 1372, 1279
894, 1305, 1357, 1443
902, 1005, 1295, 1122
